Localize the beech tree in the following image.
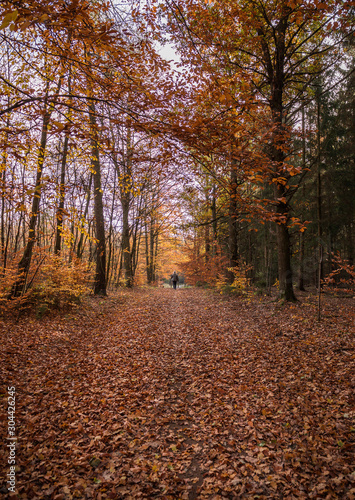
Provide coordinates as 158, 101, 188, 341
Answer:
161, 0, 353, 300
0, 0, 353, 304
0, 0, 175, 296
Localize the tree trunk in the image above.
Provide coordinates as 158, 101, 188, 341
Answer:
145, 220, 151, 283
205, 223, 210, 262
274, 181, 296, 301
120, 124, 134, 287
346, 225, 354, 265
13, 154, 27, 255
149, 221, 155, 281
121, 196, 133, 287
316, 86, 323, 319
298, 106, 306, 290
106, 169, 117, 285
88, 102, 107, 296
54, 132, 69, 254
77, 173, 92, 259
55, 72, 71, 255
211, 184, 217, 257
316, 86, 323, 282
260, 12, 296, 301
298, 230, 305, 291
1, 140, 7, 270
227, 159, 238, 283
154, 232, 159, 281
10, 97, 51, 297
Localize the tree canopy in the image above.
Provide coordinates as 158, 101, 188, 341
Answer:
0, 0, 354, 304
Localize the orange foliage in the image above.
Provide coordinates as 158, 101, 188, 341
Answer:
0, 251, 92, 316
323, 253, 355, 296
180, 247, 227, 286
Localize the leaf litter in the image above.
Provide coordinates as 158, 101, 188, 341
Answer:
0, 288, 354, 499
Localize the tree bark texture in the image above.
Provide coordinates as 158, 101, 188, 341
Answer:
88, 102, 107, 296
263, 12, 296, 301
227, 160, 239, 284
10, 104, 51, 297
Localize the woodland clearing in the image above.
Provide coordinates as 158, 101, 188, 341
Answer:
0, 288, 354, 499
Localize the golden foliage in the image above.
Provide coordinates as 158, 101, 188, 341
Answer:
216, 264, 253, 297
0, 252, 92, 316
33, 254, 92, 309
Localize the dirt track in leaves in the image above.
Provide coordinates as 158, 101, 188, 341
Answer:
1, 288, 354, 499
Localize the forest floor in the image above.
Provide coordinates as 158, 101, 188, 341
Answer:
0, 287, 354, 499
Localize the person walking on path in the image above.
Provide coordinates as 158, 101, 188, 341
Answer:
171, 271, 179, 290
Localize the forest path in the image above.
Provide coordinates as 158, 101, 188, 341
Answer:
1, 288, 354, 499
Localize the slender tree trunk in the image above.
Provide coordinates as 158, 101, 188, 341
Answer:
298, 230, 305, 290
10, 70, 66, 297
54, 133, 69, 254
346, 225, 354, 265
145, 220, 151, 283
13, 213, 22, 255
2, 53, 11, 271
88, 102, 107, 295
67, 219, 74, 262
10, 95, 51, 297
204, 192, 211, 261
133, 229, 142, 277
154, 232, 159, 282
3, 209, 11, 272
77, 173, 92, 259
316, 87, 323, 319
211, 185, 217, 258
227, 159, 239, 283
149, 221, 155, 281
120, 124, 134, 287
117, 247, 123, 285
130, 203, 141, 279
205, 224, 210, 262
1, 151, 7, 269
265, 224, 272, 293
298, 106, 306, 290
13, 155, 27, 255
55, 72, 71, 255
106, 169, 117, 285
121, 196, 133, 287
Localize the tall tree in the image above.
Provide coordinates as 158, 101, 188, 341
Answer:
88, 100, 107, 295
10, 73, 63, 297
162, 0, 353, 300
